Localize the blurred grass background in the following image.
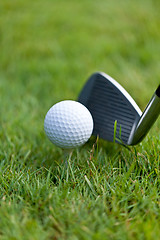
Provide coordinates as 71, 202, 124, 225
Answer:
0, 0, 160, 239
1, 0, 160, 146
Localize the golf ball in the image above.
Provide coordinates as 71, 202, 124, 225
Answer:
44, 100, 93, 149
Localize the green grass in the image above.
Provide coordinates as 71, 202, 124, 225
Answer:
0, 0, 160, 239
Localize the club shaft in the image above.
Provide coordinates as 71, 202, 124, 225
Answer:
130, 85, 160, 145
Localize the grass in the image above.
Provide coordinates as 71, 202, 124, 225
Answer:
0, 0, 160, 239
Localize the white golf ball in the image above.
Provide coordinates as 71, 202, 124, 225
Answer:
44, 100, 93, 149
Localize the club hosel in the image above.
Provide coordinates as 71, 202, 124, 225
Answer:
129, 85, 160, 145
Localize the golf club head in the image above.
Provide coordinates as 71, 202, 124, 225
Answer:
78, 72, 142, 145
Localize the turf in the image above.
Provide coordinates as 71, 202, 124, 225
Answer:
0, 0, 160, 239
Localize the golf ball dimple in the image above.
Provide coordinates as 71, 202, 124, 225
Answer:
44, 100, 94, 149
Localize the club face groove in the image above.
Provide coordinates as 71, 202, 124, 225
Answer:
78, 72, 142, 145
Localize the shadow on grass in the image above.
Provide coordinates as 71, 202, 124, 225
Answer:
30, 134, 128, 166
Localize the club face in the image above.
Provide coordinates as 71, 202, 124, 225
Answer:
78, 72, 142, 145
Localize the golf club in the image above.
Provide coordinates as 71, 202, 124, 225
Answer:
78, 72, 160, 145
